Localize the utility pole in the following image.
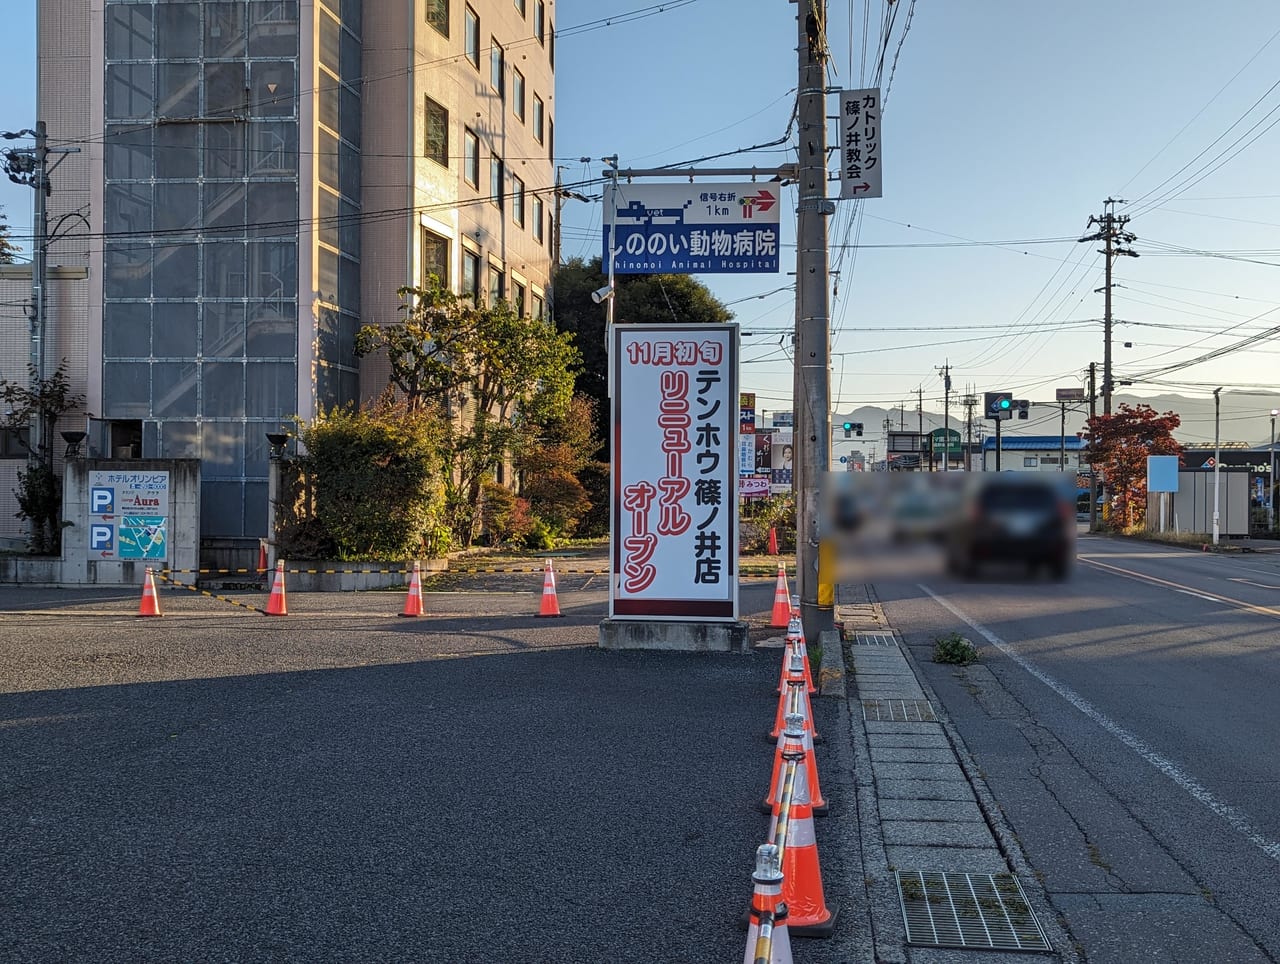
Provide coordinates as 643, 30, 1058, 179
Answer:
1213, 387, 1222, 546
1088, 362, 1098, 531
793, 0, 833, 639
1059, 402, 1067, 471
1080, 199, 1138, 415
936, 361, 952, 471
898, 402, 905, 431
962, 391, 977, 471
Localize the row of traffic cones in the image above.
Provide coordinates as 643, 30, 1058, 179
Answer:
137, 558, 565, 618
745, 573, 836, 961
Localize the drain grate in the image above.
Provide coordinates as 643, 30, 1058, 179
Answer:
853, 632, 897, 647
862, 699, 936, 722
896, 871, 1050, 951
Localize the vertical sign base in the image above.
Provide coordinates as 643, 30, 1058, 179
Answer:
598, 618, 751, 654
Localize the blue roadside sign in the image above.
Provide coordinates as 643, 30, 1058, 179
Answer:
604, 182, 780, 274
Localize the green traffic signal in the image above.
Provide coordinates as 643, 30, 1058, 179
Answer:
842, 421, 853, 430
998, 398, 1011, 410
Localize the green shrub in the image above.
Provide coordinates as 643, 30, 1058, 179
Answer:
574, 461, 610, 537
522, 468, 590, 538
523, 517, 556, 550
932, 631, 979, 665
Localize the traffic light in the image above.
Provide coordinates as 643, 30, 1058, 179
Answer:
843, 421, 852, 438
1016, 399, 1030, 420
983, 391, 1013, 420
841, 421, 864, 438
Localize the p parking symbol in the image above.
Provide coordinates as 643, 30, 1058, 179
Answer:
91, 487, 114, 514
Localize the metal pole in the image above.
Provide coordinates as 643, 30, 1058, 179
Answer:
1213, 387, 1222, 545
995, 417, 1002, 472
1270, 409, 1277, 535
31, 121, 49, 474
793, 0, 832, 639
1088, 362, 1098, 531
1103, 214, 1114, 416
1060, 402, 1066, 471
942, 362, 950, 472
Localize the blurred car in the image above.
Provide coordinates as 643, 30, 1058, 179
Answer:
947, 476, 1074, 579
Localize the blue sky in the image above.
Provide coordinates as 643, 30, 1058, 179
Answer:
5, 1, 1279, 443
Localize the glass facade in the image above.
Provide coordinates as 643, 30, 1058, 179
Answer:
102, 1, 361, 538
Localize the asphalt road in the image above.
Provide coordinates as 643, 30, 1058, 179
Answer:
878, 534, 1280, 963
0, 577, 862, 963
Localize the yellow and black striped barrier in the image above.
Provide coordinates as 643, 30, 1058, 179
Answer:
154, 570, 265, 614
157, 562, 787, 578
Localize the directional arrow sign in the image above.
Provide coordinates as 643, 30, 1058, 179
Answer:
740, 189, 776, 215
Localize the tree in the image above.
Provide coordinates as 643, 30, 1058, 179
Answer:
356, 279, 581, 544
550, 257, 733, 454
0, 207, 18, 264
1083, 404, 1182, 530
0, 360, 85, 554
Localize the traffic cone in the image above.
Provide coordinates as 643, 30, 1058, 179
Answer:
763, 712, 826, 816
264, 560, 288, 616
399, 560, 426, 617
768, 720, 837, 938
769, 566, 791, 627
137, 567, 163, 618
535, 559, 562, 617
770, 650, 820, 743
767, 526, 779, 556
743, 843, 793, 964
257, 538, 268, 573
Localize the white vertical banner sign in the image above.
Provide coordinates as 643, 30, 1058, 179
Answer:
839, 87, 883, 199
610, 325, 739, 620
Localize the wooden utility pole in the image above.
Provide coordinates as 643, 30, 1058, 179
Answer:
1081, 199, 1138, 415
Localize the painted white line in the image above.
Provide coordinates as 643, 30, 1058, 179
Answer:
1228, 578, 1280, 591
1175, 589, 1222, 603
919, 583, 1280, 865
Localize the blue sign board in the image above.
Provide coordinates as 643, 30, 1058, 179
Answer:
604, 182, 781, 274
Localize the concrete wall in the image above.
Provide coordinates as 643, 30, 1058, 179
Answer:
60, 459, 201, 585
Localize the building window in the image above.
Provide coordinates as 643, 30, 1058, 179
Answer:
512, 68, 525, 122
488, 265, 504, 305
490, 38, 504, 98
532, 195, 544, 243
532, 94, 544, 143
422, 228, 450, 287
549, 23, 554, 69
425, 97, 448, 166
514, 0, 526, 15
531, 292, 545, 320
490, 153, 503, 209
462, 248, 481, 301
464, 6, 480, 68
512, 175, 525, 226
1023, 457, 1038, 468
535, 1, 545, 44
0, 426, 30, 458
426, 0, 449, 36
548, 117, 553, 162
463, 127, 479, 187
512, 279, 526, 317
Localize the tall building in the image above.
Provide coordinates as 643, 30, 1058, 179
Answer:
10, 0, 555, 543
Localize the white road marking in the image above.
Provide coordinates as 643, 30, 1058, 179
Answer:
1228, 578, 1280, 590
920, 583, 1280, 865
1175, 589, 1222, 603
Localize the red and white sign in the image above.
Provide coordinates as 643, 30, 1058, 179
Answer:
611, 325, 739, 620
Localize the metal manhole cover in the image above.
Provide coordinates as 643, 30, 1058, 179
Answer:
896, 871, 1050, 951
862, 699, 936, 722
853, 632, 897, 646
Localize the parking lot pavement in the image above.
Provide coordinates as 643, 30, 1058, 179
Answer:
1, 581, 856, 963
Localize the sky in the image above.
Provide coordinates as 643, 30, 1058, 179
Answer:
3, 1, 1279, 447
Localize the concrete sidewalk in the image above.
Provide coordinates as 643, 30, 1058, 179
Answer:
835, 583, 1075, 963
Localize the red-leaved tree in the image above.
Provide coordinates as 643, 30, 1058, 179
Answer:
1083, 404, 1182, 530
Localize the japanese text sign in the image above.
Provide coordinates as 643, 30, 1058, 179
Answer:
839, 88, 883, 199
604, 182, 780, 274
611, 325, 739, 620
87, 470, 170, 561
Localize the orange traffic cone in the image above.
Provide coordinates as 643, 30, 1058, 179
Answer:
400, 560, 426, 617
768, 719, 837, 938
763, 712, 826, 816
770, 650, 820, 744
769, 566, 791, 627
743, 843, 793, 964
767, 526, 779, 556
137, 567, 163, 618
536, 559, 562, 617
257, 539, 268, 573
264, 560, 288, 616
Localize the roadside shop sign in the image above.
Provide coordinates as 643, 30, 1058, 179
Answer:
611, 324, 739, 620
87, 470, 170, 561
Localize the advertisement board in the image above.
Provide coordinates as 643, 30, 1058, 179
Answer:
604, 182, 780, 274
87, 470, 170, 561
611, 325, 739, 620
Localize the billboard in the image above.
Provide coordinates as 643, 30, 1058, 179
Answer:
604, 182, 780, 274
839, 88, 883, 199
611, 325, 739, 620
87, 470, 170, 561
